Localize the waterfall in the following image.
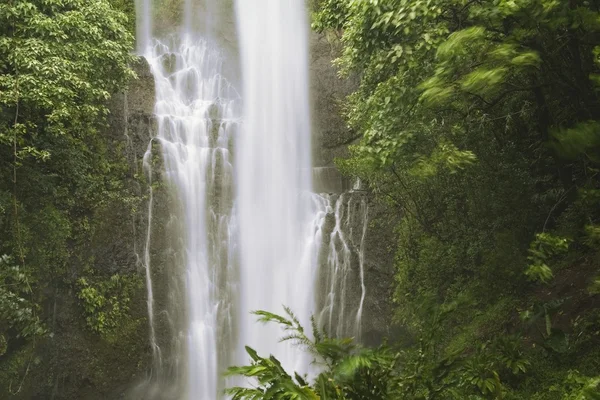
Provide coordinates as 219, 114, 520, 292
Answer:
145, 36, 239, 399
315, 193, 369, 340
135, 0, 151, 53
234, 0, 319, 374
134, 1, 368, 398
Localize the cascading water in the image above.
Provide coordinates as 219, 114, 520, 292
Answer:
137, 14, 240, 397
150, 37, 239, 399
234, 0, 320, 374
134, 0, 368, 398
315, 193, 369, 340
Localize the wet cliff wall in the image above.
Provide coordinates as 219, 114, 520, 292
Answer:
310, 33, 398, 345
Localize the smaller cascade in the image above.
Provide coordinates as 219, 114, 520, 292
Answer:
142, 144, 162, 370
137, 34, 240, 400
355, 196, 368, 333
314, 191, 369, 340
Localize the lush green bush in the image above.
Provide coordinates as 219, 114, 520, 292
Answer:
77, 273, 142, 337
228, 309, 600, 399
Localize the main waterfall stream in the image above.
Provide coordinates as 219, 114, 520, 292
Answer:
234, 0, 321, 375
135, 1, 367, 399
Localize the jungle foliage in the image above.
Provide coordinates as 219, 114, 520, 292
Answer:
0, 0, 141, 396
231, 0, 600, 398
227, 309, 599, 399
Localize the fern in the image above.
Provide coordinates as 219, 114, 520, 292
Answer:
226, 309, 400, 400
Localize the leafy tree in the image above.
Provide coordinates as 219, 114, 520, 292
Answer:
0, 0, 136, 370
313, 0, 600, 397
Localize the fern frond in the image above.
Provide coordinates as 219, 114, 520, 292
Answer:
252, 310, 293, 327
283, 305, 301, 325
311, 315, 323, 343
280, 333, 312, 346
224, 387, 264, 400
335, 353, 374, 378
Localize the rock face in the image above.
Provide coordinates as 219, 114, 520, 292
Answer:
111, 57, 157, 163
310, 33, 357, 168
54, 58, 157, 400
309, 32, 398, 345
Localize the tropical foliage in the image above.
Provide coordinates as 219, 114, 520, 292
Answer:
228, 309, 600, 399
0, 0, 141, 396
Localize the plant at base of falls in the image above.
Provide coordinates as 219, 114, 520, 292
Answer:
548, 372, 600, 400
77, 274, 141, 337
453, 337, 531, 399
226, 347, 320, 400
0, 255, 45, 356
227, 308, 536, 400
226, 308, 401, 400
519, 298, 575, 355
395, 299, 532, 399
589, 276, 600, 296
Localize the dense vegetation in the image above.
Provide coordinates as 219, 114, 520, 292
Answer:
1, 0, 599, 398
0, 1, 145, 397
228, 0, 600, 398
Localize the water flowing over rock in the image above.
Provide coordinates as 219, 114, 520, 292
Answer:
315, 192, 369, 340
146, 36, 240, 399
133, 1, 371, 398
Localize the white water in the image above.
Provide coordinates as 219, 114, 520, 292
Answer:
142, 34, 240, 399
316, 193, 369, 340
135, 1, 368, 398
135, 0, 151, 53
141, 145, 161, 368
234, 0, 319, 374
